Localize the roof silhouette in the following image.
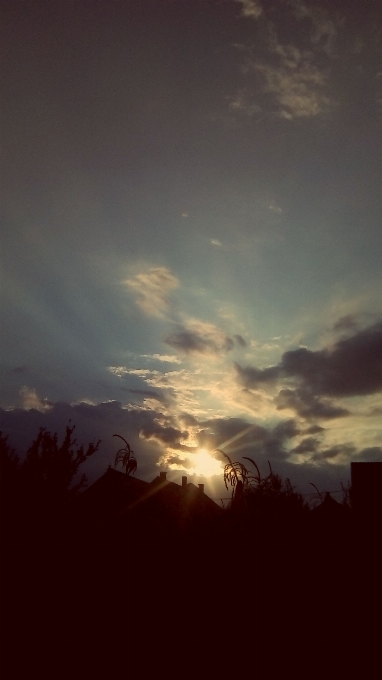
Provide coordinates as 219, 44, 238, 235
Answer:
73, 468, 222, 537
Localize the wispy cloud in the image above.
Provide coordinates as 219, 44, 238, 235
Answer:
235, 0, 263, 20
228, 90, 261, 117
231, 1, 337, 121
123, 266, 179, 318
141, 353, 182, 364
268, 203, 282, 214
254, 41, 331, 119
291, 0, 338, 58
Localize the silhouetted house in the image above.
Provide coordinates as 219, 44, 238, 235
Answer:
144, 472, 222, 528
74, 467, 148, 516
351, 462, 382, 515
73, 468, 222, 539
312, 492, 347, 516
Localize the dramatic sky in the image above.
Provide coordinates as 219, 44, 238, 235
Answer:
1, 0, 381, 501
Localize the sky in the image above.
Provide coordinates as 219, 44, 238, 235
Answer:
1, 0, 382, 501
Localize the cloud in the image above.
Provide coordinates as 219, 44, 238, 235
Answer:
333, 315, 359, 333
123, 267, 179, 318
197, 416, 269, 451
236, 321, 382, 400
292, 437, 319, 454
311, 444, 356, 464
291, 0, 338, 58
268, 203, 282, 214
355, 447, 382, 462
165, 319, 236, 356
20, 386, 53, 412
235, 0, 263, 20
233, 4, 336, 121
1, 393, 377, 495
228, 91, 261, 117
254, 46, 331, 119
141, 353, 182, 364
273, 418, 301, 440
304, 424, 325, 435
275, 388, 349, 421
234, 334, 247, 348
127, 389, 166, 403
139, 423, 188, 448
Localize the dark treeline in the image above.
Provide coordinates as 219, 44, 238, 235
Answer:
1, 425, 380, 667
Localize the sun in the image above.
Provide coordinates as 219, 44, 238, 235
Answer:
188, 449, 223, 478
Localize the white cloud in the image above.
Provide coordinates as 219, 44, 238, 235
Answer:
20, 386, 53, 412
123, 266, 179, 318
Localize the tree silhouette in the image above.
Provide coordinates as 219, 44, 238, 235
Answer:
0, 424, 100, 517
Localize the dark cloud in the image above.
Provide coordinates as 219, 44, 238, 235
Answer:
272, 418, 301, 440
163, 454, 192, 469
355, 447, 382, 462
235, 362, 279, 386
139, 424, 188, 448
333, 315, 359, 333
304, 424, 325, 435
292, 437, 319, 454
197, 416, 302, 463
283, 321, 382, 397
234, 334, 247, 348
165, 328, 234, 355
180, 412, 199, 427
311, 444, 356, 463
197, 417, 268, 451
235, 322, 382, 418
275, 388, 349, 420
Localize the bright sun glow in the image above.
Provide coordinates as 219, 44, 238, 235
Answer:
188, 449, 223, 478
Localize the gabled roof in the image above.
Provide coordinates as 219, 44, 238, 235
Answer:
75, 467, 149, 515
75, 469, 222, 532
312, 492, 347, 514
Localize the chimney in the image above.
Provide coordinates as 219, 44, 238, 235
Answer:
160, 471, 167, 482
198, 484, 204, 494
182, 476, 187, 488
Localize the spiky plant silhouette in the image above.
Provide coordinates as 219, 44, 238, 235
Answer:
219, 451, 251, 499
220, 452, 307, 513
113, 434, 137, 476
